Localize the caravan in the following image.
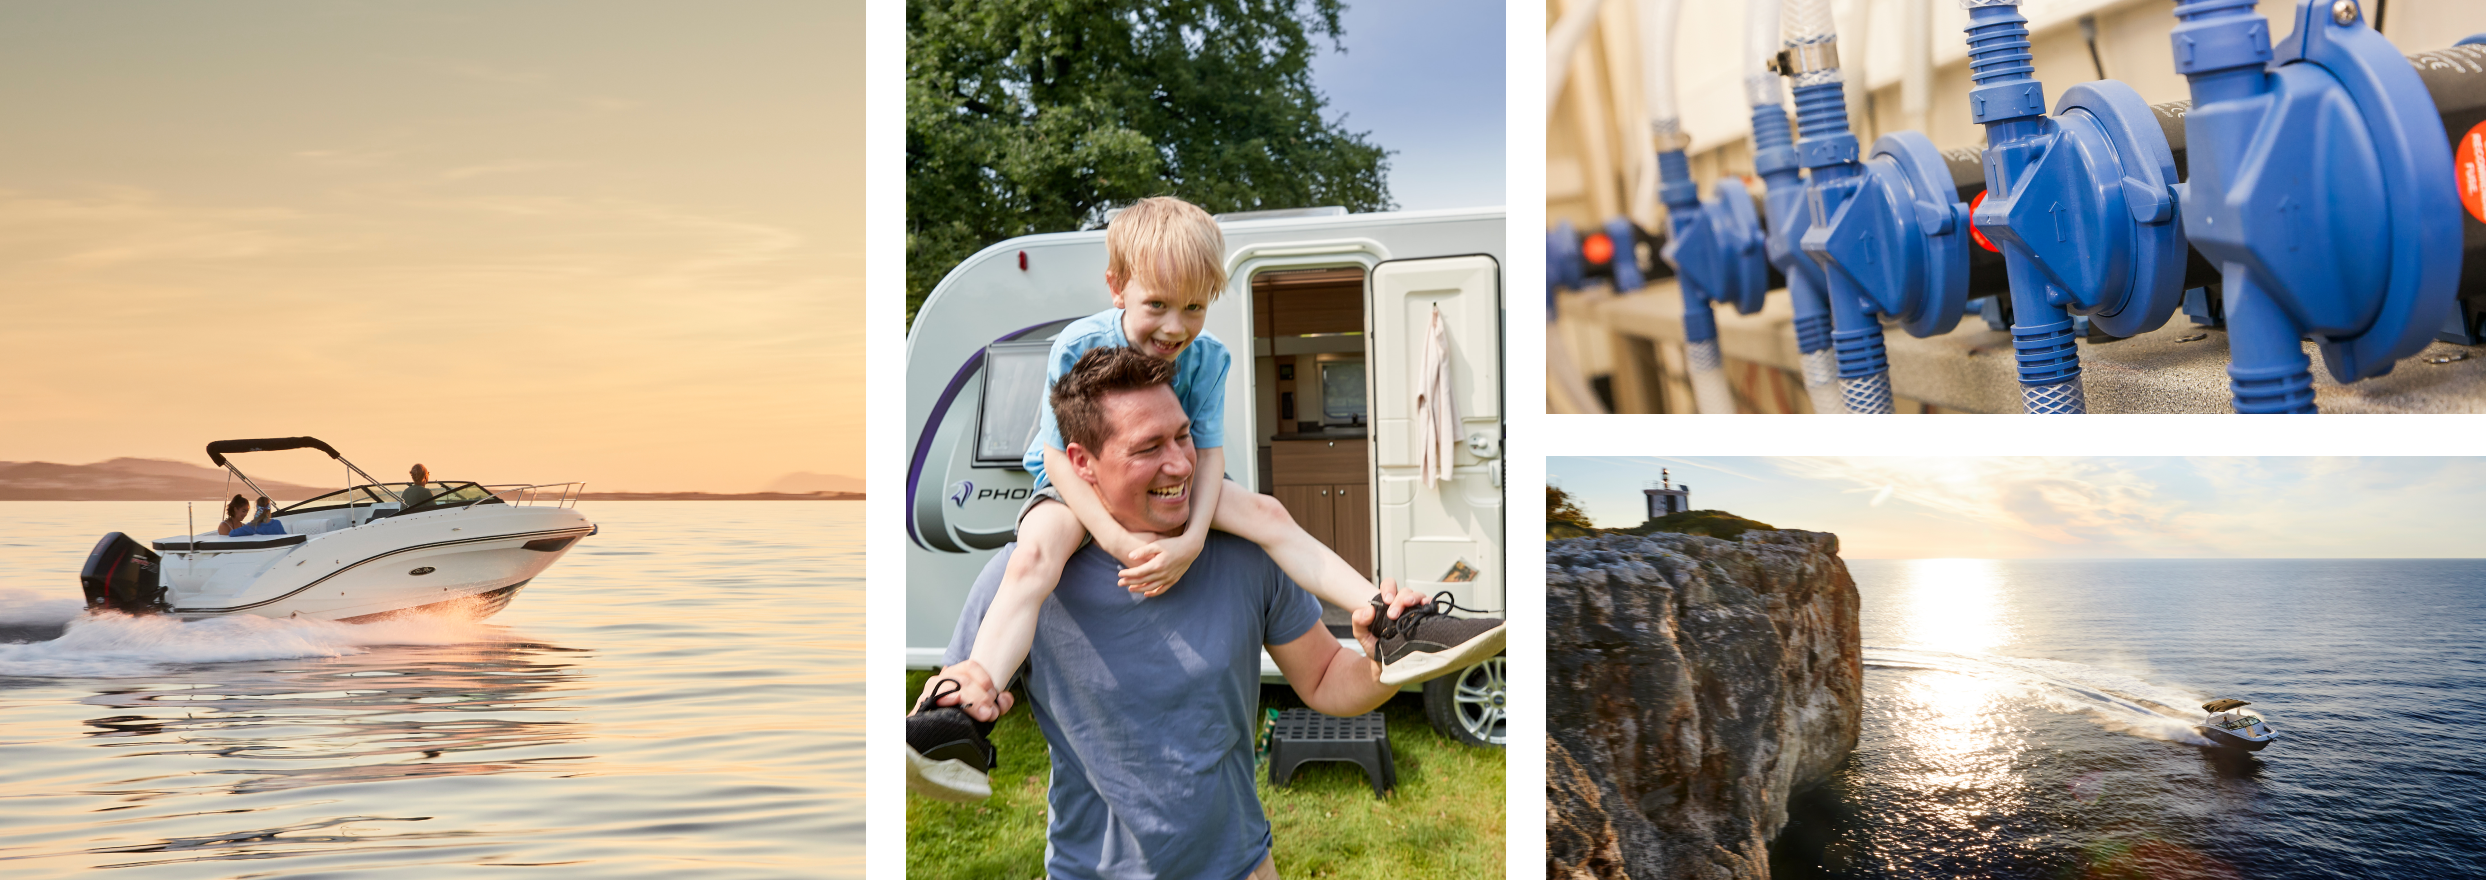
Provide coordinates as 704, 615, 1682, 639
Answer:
906, 207, 1507, 745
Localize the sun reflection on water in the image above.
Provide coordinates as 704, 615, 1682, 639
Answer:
1890, 558, 2014, 654
1879, 559, 2029, 840
1888, 671, 2027, 824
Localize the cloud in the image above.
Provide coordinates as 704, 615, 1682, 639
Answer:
436, 161, 563, 182
1610, 456, 1768, 483
1773, 458, 2195, 551
0, 188, 323, 269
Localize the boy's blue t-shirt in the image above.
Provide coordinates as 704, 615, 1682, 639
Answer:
943, 536, 1324, 880
1023, 308, 1228, 488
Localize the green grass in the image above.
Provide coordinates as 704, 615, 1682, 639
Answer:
905, 669, 1506, 879
1609, 509, 1777, 542
1547, 521, 1595, 539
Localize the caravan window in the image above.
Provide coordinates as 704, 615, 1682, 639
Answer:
1321, 360, 1367, 422
974, 340, 1054, 468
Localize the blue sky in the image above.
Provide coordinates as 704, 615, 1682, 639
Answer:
1309, 0, 1505, 211
1549, 457, 2486, 559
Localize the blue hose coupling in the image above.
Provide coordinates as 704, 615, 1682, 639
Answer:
1655, 149, 1769, 344
1965, 2, 2186, 411
1546, 223, 1583, 317
1803, 130, 1973, 339
1754, 103, 1833, 356
1971, 80, 2187, 340
1603, 216, 1647, 292
2175, 0, 2462, 410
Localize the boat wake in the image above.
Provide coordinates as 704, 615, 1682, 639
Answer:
0, 588, 505, 679
1864, 646, 2220, 747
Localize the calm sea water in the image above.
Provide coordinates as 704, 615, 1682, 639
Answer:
0, 501, 861, 879
1772, 558, 2486, 880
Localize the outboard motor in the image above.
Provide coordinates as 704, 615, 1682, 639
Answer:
80, 532, 166, 614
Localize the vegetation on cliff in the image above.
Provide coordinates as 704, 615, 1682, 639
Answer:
1611, 509, 1777, 542
1542, 484, 1774, 542
1547, 486, 1596, 538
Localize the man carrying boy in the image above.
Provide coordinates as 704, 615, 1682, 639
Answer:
918, 345, 1475, 879
907, 196, 1504, 741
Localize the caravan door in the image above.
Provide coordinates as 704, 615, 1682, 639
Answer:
1367, 255, 1502, 614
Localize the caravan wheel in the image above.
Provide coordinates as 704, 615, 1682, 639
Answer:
1423, 655, 1505, 747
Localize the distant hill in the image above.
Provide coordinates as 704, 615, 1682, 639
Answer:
576, 491, 862, 501
765, 471, 865, 494
0, 458, 336, 501
0, 459, 867, 501
1609, 509, 1779, 542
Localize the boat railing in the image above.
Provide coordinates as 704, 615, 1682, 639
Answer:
477, 482, 588, 509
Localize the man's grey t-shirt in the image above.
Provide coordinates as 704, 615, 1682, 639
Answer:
945, 533, 1324, 880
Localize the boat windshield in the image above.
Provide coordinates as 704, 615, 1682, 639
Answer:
399, 482, 504, 514
278, 482, 504, 516
2218, 714, 2262, 730
278, 485, 404, 516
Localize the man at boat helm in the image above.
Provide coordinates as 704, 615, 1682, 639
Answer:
932, 346, 1422, 880
400, 463, 434, 509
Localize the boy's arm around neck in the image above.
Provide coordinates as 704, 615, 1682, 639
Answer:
1042, 445, 1145, 563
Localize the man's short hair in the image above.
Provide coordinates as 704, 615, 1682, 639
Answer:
1106, 197, 1227, 302
1053, 346, 1177, 453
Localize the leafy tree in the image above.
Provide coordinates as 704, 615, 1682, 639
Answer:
907, 0, 1395, 327
1547, 486, 1594, 532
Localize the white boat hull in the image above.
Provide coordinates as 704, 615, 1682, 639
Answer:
2194, 724, 2275, 752
153, 504, 594, 623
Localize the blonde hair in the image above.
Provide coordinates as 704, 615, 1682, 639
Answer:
1105, 197, 1228, 302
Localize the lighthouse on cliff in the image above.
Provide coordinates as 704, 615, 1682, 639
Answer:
1644, 469, 1690, 520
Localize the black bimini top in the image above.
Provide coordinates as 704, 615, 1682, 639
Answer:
2202, 699, 2252, 713
206, 437, 341, 467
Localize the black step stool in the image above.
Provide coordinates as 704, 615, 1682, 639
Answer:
1267, 709, 1394, 798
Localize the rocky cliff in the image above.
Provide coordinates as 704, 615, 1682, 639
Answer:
1547, 530, 1862, 880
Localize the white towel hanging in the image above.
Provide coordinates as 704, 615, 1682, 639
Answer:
1417, 304, 1460, 486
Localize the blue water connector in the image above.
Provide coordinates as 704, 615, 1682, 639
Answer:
1653, 151, 1769, 328
2173, 0, 2462, 413
1547, 223, 1583, 318
1753, 102, 1843, 411
1793, 85, 1971, 412
1963, 0, 2187, 414
1788, 77, 1892, 414
1779, 69, 1909, 412
1604, 215, 1648, 293
1812, 130, 1974, 340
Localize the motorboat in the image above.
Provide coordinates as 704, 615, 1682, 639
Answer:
2194, 698, 2279, 751
78, 437, 596, 623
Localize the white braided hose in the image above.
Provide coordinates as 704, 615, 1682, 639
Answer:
2022, 378, 2088, 414
1800, 348, 1846, 413
1686, 339, 1736, 414
1841, 371, 1894, 414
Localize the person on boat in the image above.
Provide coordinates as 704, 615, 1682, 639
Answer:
400, 464, 435, 509
215, 494, 249, 536
232, 496, 286, 537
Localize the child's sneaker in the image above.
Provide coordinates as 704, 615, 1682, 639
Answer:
1371, 592, 1507, 687
906, 677, 998, 802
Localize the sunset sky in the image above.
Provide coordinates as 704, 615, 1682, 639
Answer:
1550, 457, 2486, 559
0, 1, 862, 492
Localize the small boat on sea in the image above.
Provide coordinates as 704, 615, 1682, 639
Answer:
78, 437, 596, 623
2194, 698, 2278, 751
